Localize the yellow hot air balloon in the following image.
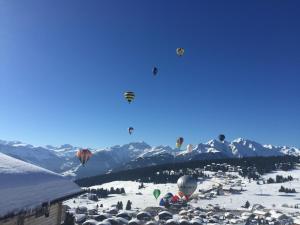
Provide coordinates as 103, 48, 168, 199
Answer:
124, 91, 135, 103
176, 137, 184, 148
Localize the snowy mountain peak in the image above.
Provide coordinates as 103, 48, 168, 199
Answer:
58, 144, 74, 149
0, 138, 299, 179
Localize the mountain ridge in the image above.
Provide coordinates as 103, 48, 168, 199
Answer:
0, 138, 299, 179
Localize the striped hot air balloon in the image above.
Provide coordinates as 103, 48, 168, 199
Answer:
76, 149, 92, 166
124, 91, 135, 103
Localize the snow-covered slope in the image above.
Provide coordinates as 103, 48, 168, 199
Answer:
0, 138, 299, 179
230, 138, 284, 157
65, 168, 300, 213
176, 138, 286, 160
0, 140, 68, 173
0, 152, 81, 218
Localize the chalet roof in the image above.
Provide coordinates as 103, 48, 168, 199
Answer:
0, 152, 82, 218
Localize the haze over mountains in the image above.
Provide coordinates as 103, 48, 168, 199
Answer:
0, 138, 299, 179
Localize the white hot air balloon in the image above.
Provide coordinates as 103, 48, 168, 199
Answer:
187, 144, 193, 153
177, 175, 197, 199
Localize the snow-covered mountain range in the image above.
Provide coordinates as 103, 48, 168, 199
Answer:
0, 138, 299, 179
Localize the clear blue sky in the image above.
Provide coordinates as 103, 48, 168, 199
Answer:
0, 0, 299, 148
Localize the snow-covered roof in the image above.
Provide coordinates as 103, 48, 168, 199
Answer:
0, 153, 82, 218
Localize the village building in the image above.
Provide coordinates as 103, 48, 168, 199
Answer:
0, 152, 82, 225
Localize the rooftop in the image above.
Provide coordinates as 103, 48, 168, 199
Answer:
0, 152, 82, 218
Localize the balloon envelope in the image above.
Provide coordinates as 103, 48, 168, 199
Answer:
219, 134, 225, 142
124, 91, 135, 103
152, 67, 158, 76
187, 144, 193, 152
128, 127, 134, 135
163, 192, 173, 201
159, 198, 165, 206
176, 48, 185, 56
177, 175, 197, 198
76, 149, 92, 166
153, 189, 161, 199
176, 137, 184, 148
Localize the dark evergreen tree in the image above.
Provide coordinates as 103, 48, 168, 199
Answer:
120, 188, 126, 194
244, 201, 250, 208
126, 200, 132, 210
110, 187, 115, 194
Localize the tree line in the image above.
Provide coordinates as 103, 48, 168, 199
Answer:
85, 187, 126, 198
75, 155, 299, 187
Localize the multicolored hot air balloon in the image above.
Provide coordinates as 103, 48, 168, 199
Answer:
176, 48, 184, 56
128, 127, 134, 135
76, 149, 92, 166
177, 191, 184, 198
153, 189, 161, 200
177, 175, 197, 200
124, 91, 135, 103
219, 134, 226, 142
152, 67, 158, 76
187, 144, 193, 153
176, 137, 184, 149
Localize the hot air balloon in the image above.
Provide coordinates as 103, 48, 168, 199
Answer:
219, 134, 226, 142
152, 67, 158, 76
187, 144, 193, 153
177, 175, 197, 199
176, 137, 184, 149
76, 149, 92, 166
124, 91, 135, 103
177, 191, 184, 198
163, 192, 173, 201
176, 48, 184, 56
171, 195, 180, 203
153, 189, 161, 200
128, 127, 134, 135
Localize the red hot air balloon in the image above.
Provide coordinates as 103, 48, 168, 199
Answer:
76, 149, 92, 166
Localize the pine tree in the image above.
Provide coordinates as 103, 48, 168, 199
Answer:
126, 200, 132, 210
244, 201, 250, 208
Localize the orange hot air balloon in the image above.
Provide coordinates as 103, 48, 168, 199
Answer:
76, 149, 92, 166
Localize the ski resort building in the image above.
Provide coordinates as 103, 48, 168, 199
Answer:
0, 152, 82, 225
